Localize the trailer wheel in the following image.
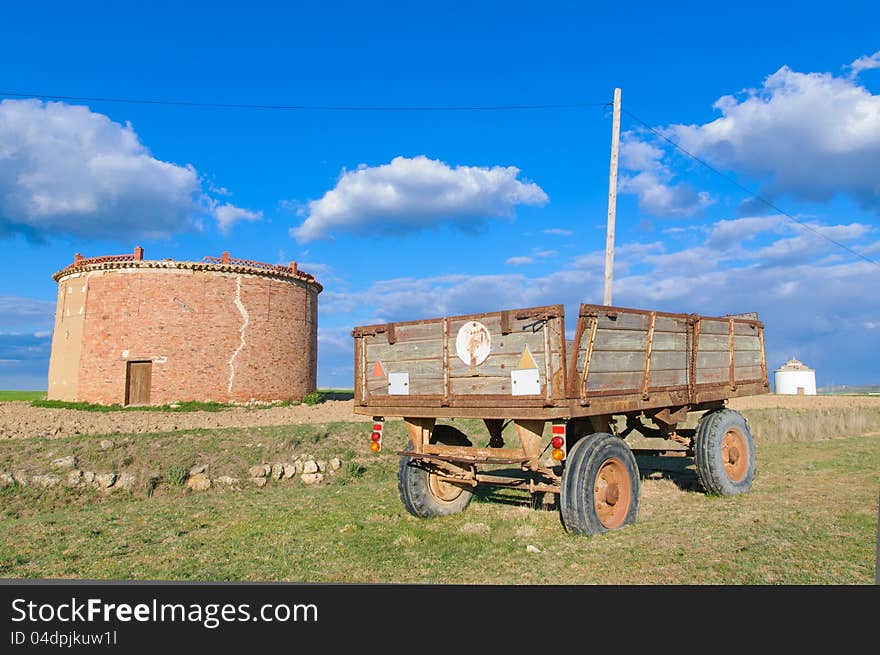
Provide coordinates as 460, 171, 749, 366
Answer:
398, 425, 474, 518
694, 408, 755, 495
559, 433, 640, 536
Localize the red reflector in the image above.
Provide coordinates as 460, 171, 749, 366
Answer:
552, 424, 565, 434
551, 436, 564, 449
370, 432, 381, 442
372, 423, 383, 431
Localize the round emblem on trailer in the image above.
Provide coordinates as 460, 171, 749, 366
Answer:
455, 321, 491, 367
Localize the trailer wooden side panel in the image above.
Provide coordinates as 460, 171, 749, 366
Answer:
574, 304, 767, 405
353, 302, 768, 418
353, 305, 567, 408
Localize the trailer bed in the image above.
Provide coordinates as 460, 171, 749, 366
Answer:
352, 303, 768, 419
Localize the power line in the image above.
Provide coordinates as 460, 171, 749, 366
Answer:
0, 91, 610, 112
621, 107, 880, 271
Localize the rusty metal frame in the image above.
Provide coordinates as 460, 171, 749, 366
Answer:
641, 311, 656, 400
728, 317, 736, 391
578, 315, 599, 406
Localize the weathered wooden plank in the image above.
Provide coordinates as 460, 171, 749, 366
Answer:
593, 329, 647, 352
476, 331, 547, 356
367, 340, 443, 363
389, 323, 443, 342
593, 312, 650, 331
450, 376, 521, 395
697, 351, 730, 369
448, 355, 523, 379
651, 350, 687, 371
733, 322, 759, 336
734, 365, 764, 381
698, 334, 731, 352
734, 335, 761, 352
699, 320, 732, 335
648, 368, 687, 388
653, 316, 688, 333
586, 371, 642, 392
368, 377, 443, 396
590, 350, 645, 372
696, 367, 729, 384
589, 350, 687, 373
365, 360, 443, 378
734, 350, 763, 367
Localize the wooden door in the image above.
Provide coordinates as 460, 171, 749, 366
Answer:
126, 361, 152, 405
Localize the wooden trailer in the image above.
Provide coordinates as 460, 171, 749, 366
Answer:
352, 303, 769, 535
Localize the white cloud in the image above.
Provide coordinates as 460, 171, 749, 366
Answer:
542, 228, 573, 236
291, 155, 549, 242
619, 133, 715, 217
669, 65, 880, 212
0, 295, 55, 331
213, 203, 262, 233
0, 99, 258, 239
847, 50, 880, 79
505, 256, 533, 266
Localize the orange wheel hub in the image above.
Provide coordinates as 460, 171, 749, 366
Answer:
594, 458, 632, 529
721, 428, 749, 482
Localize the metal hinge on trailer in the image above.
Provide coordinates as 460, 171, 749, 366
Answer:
352, 323, 396, 344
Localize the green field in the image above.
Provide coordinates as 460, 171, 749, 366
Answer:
0, 390, 46, 401
0, 411, 877, 584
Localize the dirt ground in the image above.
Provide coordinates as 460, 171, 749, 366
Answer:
0, 393, 878, 440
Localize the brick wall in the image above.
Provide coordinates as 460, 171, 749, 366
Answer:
52, 266, 319, 404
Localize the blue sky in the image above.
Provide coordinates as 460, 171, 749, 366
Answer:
1, 0, 879, 389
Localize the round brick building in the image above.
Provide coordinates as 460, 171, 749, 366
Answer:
47, 248, 322, 405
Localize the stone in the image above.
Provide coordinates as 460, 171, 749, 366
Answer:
94, 473, 117, 489
526, 544, 542, 554
0, 473, 14, 486
116, 473, 136, 491
186, 473, 211, 492
99, 440, 114, 451
66, 470, 83, 486
214, 476, 240, 487
82, 471, 95, 484
12, 472, 29, 486
300, 472, 324, 485
51, 455, 77, 469
271, 463, 285, 480
250, 477, 267, 488
292, 460, 304, 475
329, 457, 342, 471
316, 460, 327, 472
302, 460, 319, 475
32, 474, 61, 488
189, 464, 208, 476
248, 465, 268, 478
282, 464, 296, 480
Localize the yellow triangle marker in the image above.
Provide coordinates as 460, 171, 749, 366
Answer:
516, 346, 538, 370
371, 361, 385, 377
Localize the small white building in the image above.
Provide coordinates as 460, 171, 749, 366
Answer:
774, 358, 817, 395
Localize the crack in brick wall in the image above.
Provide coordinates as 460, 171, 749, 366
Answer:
228, 275, 249, 393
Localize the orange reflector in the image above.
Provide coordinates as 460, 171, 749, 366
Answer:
370, 442, 381, 453
551, 448, 565, 461
551, 424, 565, 435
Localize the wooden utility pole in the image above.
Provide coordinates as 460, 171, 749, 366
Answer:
603, 87, 621, 306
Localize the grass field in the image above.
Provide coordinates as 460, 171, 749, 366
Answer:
0, 390, 46, 402
0, 410, 877, 584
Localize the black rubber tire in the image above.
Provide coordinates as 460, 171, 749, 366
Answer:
559, 433, 640, 536
694, 408, 756, 496
398, 424, 474, 518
